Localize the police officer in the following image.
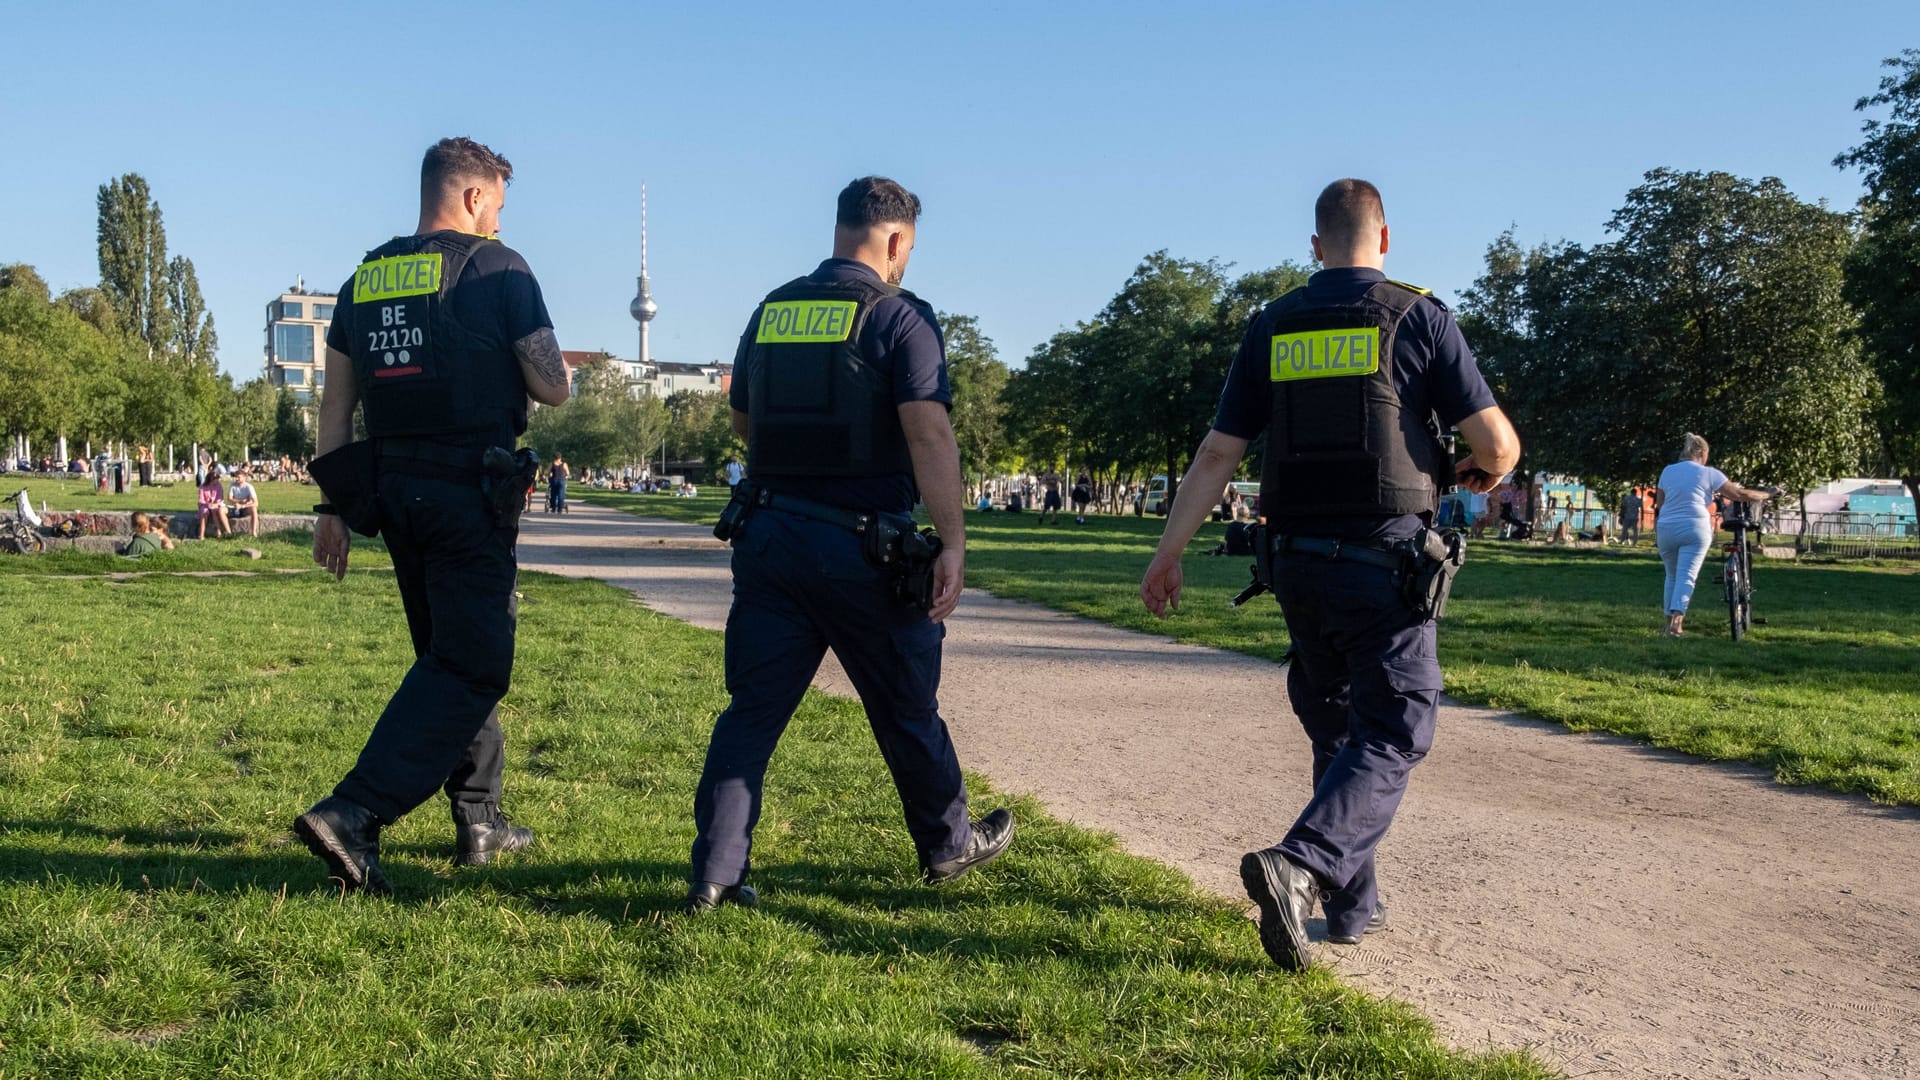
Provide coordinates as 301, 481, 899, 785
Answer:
1140, 179, 1520, 970
294, 137, 573, 894
685, 177, 1014, 913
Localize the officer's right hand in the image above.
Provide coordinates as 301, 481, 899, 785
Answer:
1140, 552, 1184, 618
928, 547, 965, 623
313, 513, 352, 581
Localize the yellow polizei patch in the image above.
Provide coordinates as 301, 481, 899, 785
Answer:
757, 300, 858, 343
1270, 327, 1381, 382
354, 253, 443, 301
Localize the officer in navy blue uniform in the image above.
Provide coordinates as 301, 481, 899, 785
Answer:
684, 177, 1014, 914
1141, 179, 1520, 970
293, 138, 574, 895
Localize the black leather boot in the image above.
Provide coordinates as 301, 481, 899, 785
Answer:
294, 796, 390, 896
1240, 849, 1319, 971
1326, 900, 1389, 945
683, 881, 759, 915
923, 808, 1015, 884
455, 808, 534, 867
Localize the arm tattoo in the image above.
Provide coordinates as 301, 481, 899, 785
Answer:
514, 328, 567, 387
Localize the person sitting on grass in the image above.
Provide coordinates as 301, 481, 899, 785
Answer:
228, 467, 260, 537
123, 511, 175, 557
197, 469, 231, 539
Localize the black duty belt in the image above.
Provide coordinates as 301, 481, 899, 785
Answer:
377, 438, 484, 483
1272, 534, 1405, 572
750, 488, 908, 535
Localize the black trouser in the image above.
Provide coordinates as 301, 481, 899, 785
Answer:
690, 507, 971, 885
138, 461, 153, 486
333, 470, 518, 826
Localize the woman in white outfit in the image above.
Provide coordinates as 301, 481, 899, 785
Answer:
1654, 433, 1772, 636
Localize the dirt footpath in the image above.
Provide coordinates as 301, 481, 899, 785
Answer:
517, 504, 1920, 1079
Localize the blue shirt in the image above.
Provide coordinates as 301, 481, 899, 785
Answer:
1656, 460, 1728, 532
730, 259, 951, 513
1212, 267, 1497, 542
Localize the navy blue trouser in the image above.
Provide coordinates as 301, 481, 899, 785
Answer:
334, 471, 518, 827
1270, 554, 1440, 939
690, 507, 971, 886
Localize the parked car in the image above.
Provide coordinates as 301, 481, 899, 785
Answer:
1137, 475, 1170, 516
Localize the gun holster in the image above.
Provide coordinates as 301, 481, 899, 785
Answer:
1402, 527, 1465, 621
713, 484, 751, 541
308, 440, 383, 538
481, 446, 540, 529
1231, 524, 1273, 607
857, 515, 943, 613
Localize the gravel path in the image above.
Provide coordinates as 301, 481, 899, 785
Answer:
517, 503, 1920, 1079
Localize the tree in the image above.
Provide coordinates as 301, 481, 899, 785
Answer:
271, 386, 313, 458
1836, 49, 1920, 505
1457, 170, 1872, 494
0, 263, 51, 303
218, 377, 278, 461
96, 173, 174, 352
940, 312, 1011, 480
522, 360, 668, 472
1003, 255, 1309, 495
56, 287, 120, 338
165, 255, 218, 368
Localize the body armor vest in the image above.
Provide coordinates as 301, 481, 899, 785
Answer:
1257, 280, 1449, 527
348, 232, 527, 441
745, 275, 916, 479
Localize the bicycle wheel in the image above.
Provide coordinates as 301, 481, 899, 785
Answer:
1724, 555, 1744, 641
1739, 572, 1754, 636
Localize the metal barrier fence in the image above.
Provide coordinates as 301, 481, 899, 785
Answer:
1773, 510, 1920, 559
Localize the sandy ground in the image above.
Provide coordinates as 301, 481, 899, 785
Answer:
517, 503, 1920, 1079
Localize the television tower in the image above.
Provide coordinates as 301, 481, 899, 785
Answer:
629, 183, 658, 370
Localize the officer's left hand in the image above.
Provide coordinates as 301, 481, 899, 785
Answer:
1140, 553, 1184, 618
928, 548, 965, 623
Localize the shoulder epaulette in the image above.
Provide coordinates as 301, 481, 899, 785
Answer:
1384, 278, 1432, 296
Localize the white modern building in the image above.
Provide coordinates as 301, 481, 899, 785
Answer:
264, 281, 335, 403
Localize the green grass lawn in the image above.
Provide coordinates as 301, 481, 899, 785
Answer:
6, 476, 322, 516
582, 491, 1920, 807
0, 529, 393, 577
0, 566, 1550, 1078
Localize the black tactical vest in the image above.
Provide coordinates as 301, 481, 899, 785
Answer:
348, 232, 527, 441
1257, 280, 1450, 526
744, 275, 915, 478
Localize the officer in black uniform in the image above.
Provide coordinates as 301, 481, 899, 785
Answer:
293, 137, 573, 894
1141, 179, 1520, 970
685, 177, 1014, 913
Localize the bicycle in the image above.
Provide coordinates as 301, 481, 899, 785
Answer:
2, 488, 46, 555
1720, 502, 1763, 641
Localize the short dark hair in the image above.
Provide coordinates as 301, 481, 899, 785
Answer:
421, 137, 513, 205
1314, 178, 1385, 249
836, 176, 921, 229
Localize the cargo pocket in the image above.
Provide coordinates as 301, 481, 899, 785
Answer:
1355, 655, 1441, 755
887, 618, 946, 715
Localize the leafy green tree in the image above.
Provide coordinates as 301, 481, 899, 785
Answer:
218, 377, 278, 461
1458, 170, 1872, 494
97, 173, 174, 352
523, 360, 667, 472
165, 255, 218, 368
939, 312, 1011, 480
0, 263, 51, 303
56, 287, 120, 338
1003, 256, 1309, 495
1836, 49, 1920, 505
271, 386, 313, 458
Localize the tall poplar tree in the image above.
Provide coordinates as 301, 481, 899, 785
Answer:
165, 255, 218, 367
96, 173, 174, 353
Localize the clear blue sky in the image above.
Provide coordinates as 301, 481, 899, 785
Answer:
2, 2, 1913, 381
